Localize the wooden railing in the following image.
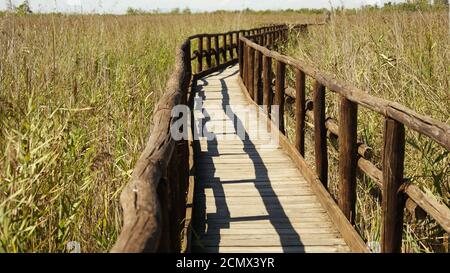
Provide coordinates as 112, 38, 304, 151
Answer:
189, 24, 305, 79
239, 31, 450, 253
111, 24, 299, 253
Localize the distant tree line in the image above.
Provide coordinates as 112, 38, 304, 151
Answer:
126, 7, 192, 15
5, 0, 33, 15
124, 2, 448, 15
363, 0, 448, 11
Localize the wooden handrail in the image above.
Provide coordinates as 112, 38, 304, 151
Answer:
240, 36, 450, 151
239, 28, 450, 252
191, 24, 305, 77
111, 40, 191, 253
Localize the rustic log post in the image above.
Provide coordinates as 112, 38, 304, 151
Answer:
214, 35, 220, 67
248, 47, 255, 100
381, 118, 406, 253
274, 60, 286, 134
263, 55, 272, 115
197, 36, 203, 73
338, 97, 358, 224
313, 80, 328, 188
222, 34, 227, 62
254, 50, 263, 105
205, 36, 212, 69
295, 69, 306, 156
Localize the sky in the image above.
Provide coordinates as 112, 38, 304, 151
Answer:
1, 0, 408, 14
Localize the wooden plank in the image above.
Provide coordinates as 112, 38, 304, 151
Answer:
201, 203, 324, 211
195, 246, 349, 253
203, 221, 336, 229
195, 237, 347, 247
199, 208, 328, 218
196, 172, 304, 179
196, 189, 317, 197
198, 181, 310, 188
201, 228, 339, 235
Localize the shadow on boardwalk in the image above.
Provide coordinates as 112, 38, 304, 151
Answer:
192, 66, 303, 252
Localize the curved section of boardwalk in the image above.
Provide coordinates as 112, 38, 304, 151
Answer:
192, 64, 350, 253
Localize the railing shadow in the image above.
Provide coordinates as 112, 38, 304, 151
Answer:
193, 65, 303, 252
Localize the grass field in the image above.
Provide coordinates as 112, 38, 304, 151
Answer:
0, 12, 319, 253
0, 8, 448, 253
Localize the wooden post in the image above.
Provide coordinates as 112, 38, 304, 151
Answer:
222, 34, 227, 62
185, 40, 192, 83
253, 50, 262, 105
262, 55, 272, 114
313, 80, 328, 188
295, 69, 306, 156
248, 47, 255, 100
274, 60, 286, 134
243, 45, 248, 87
197, 36, 203, 73
338, 97, 358, 223
239, 38, 244, 78
214, 35, 220, 67
381, 118, 406, 253
229, 33, 234, 59
206, 36, 211, 69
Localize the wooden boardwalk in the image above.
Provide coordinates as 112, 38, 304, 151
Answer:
191, 65, 350, 253
112, 25, 450, 254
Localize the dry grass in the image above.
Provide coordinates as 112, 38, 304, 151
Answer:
0, 12, 320, 253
